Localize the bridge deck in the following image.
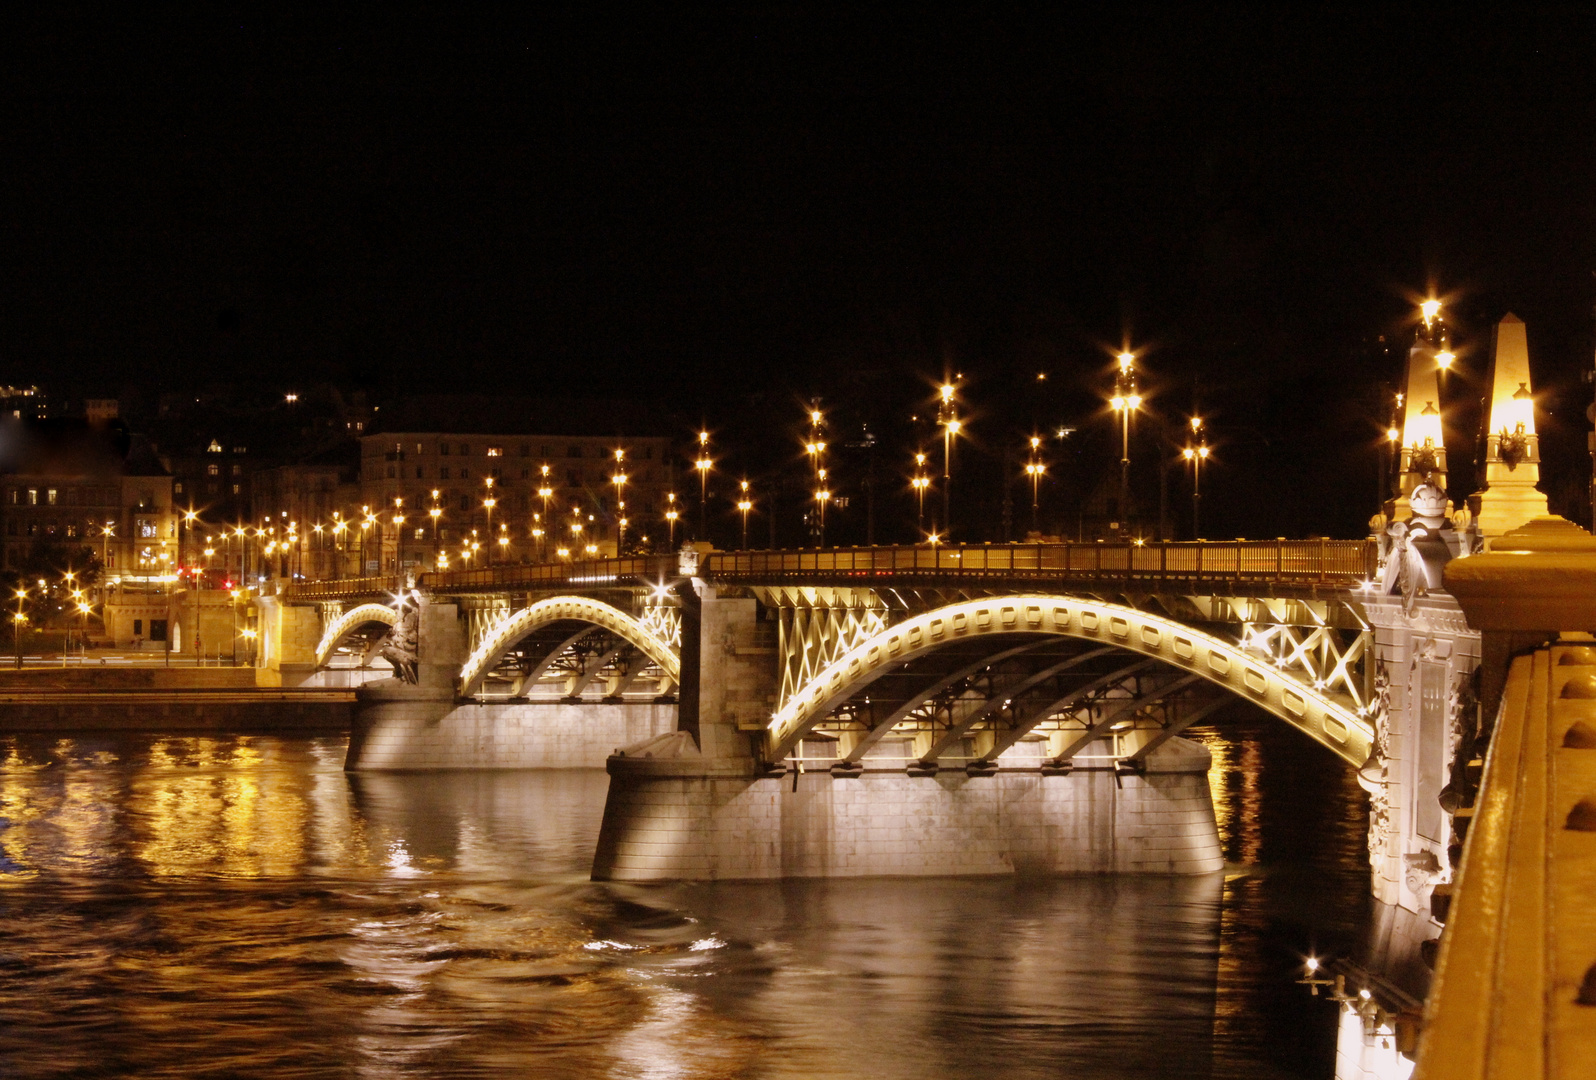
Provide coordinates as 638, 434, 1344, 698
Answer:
281, 540, 1376, 601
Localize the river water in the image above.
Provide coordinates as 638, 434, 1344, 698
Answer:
0, 708, 1371, 1079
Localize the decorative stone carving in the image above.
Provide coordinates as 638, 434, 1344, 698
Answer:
380, 603, 419, 684
1360, 658, 1393, 861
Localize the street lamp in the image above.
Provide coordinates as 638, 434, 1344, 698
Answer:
1110, 352, 1142, 534
1182, 416, 1210, 540
694, 432, 712, 541
482, 480, 496, 567
737, 480, 752, 549
936, 382, 961, 538
537, 466, 553, 562
393, 498, 407, 579
611, 449, 628, 555
665, 492, 679, 550
1025, 435, 1046, 535
814, 485, 831, 546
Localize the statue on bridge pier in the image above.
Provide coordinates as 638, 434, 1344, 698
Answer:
1379, 483, 1464, 614
379, 602, 419, 684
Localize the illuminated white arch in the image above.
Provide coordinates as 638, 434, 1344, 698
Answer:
314, 603, 399, 668
458, 595, 680, 697
767, 595, 1374, 766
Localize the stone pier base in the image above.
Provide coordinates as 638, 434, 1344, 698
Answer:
591, 734, 1223, 881
346, 679, 677, 770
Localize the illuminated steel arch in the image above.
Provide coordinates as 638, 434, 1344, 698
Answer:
458, 595, 680, 697
767, 595, 1373, 766
314, 602, 399, 668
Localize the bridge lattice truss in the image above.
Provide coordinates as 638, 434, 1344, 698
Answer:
457, 595, 680, 701
751, 587, 1375, 770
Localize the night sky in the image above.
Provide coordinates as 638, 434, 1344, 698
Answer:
4, 11, 1596, 542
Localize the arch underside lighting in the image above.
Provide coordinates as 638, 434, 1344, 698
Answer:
458, 595, 680, 699
768, 595, 1373, 768
314, 603, 399, 669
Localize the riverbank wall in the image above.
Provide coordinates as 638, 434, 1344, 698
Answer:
0, 689, 352, 732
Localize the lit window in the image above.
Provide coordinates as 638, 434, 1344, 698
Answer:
207, 464, 220, 477
486, 447, 502, 457
46, 489, 56, 505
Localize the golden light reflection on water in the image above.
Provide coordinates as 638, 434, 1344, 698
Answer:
0, 730, 1368, 1078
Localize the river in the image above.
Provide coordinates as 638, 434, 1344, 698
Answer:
0, 707, 1371, 1078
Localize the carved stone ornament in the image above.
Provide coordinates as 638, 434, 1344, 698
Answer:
380, 603, 419, 684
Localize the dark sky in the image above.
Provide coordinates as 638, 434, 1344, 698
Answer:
4, 11, 1596, 541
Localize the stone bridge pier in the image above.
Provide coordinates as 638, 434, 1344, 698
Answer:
344, 594, 677, 771
590, 580, 1224, 882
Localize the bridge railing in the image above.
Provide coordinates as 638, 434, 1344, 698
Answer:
422, 555, 679, 593
281, 540, 1377, 598
702, 539, 1376, 585
282, 575, 404, 601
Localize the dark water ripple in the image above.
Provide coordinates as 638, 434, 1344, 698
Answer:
0, 709, 1368, 1078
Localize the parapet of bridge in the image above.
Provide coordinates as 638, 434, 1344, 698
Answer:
1416, 516, 1596, 1077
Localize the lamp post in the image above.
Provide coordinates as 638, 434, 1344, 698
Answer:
694, 432, 712, 541
911, 452, 929, 538
13, 586, 27, 669
481, 480, 496, 567
393, 499, 406, 579
814, 484, 831, 546
665, 492, 679, 551
937, 382, 960, 538
1182, 416, 1210, 540
429, 490, 442, 570
611, 449, 628, 555
1111, 352, 1141, 534
537, 466, 553, 562
737, 480, 752, 549
1025, 435, 1046, 536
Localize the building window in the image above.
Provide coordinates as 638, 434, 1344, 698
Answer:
174, 483, 183, 495
207, 464, 220, 477
138, 518, 156, 538
27, 489, 37, 505
440, 443, 450, 456
46, 489, 56, 505
520, 445, 530, 457
387, 466, 396, 478
6, 490, 15, 504
232, 484, 240, 494
66, 525, 77, 538
458, 496, 469, 511
415, 466, 423, 479
208, 440, 222, 453
459, 443, 470, 455
567, 445, 582, 458
133, 619, 142, 636
486, 447, 502, 457
231, 465, 241, 476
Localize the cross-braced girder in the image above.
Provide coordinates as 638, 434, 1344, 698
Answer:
458, 595, 679, 697
767, 595, 1374, 767
314, 602, 399, 668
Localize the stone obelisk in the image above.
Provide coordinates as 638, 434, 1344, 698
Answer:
1473, 313, 1549, 537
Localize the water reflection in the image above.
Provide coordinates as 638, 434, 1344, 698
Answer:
0, 717, 1370, 1079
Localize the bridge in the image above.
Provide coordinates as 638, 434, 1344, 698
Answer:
238, 313, 1590, 1076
